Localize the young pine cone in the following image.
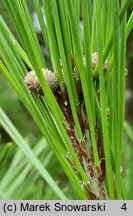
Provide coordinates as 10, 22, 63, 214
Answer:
83, 52, 108, 70
24, 68, 58, 95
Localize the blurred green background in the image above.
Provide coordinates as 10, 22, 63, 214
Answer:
0, 0, 133, 199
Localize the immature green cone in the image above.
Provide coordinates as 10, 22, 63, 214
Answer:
24, 68, 58, 95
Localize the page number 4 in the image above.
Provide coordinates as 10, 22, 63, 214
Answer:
121, 203, 127, 211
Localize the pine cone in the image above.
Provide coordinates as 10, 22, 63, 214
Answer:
83, 52, 108, 70
24, 69, 58, 95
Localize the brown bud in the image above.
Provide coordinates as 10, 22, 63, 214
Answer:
83, 52, 108, 70
24, 68, 58, 95
92, 52, 108, 70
